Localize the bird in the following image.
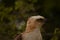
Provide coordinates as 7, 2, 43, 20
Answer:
14, 15, 46, 40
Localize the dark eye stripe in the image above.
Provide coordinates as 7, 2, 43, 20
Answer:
36, 18, 45, 22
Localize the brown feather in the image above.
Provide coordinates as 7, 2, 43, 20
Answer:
14, 34, 22, 40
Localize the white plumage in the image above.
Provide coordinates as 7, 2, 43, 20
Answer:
14, 15, 46, 40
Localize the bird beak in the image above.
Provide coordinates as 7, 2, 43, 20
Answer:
44, 18, 47, 22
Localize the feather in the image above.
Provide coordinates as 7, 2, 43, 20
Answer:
14, 34, 22, 40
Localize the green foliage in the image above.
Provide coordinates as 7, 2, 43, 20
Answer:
2, 0, 15, 7
51, 28, 60, 40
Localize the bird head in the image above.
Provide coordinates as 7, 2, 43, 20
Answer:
25, 15, 46, 33
26, 15, 46, 28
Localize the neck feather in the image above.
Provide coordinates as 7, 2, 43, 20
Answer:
24, 26, 40, 33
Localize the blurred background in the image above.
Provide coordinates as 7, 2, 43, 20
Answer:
0, 0, 60, 40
